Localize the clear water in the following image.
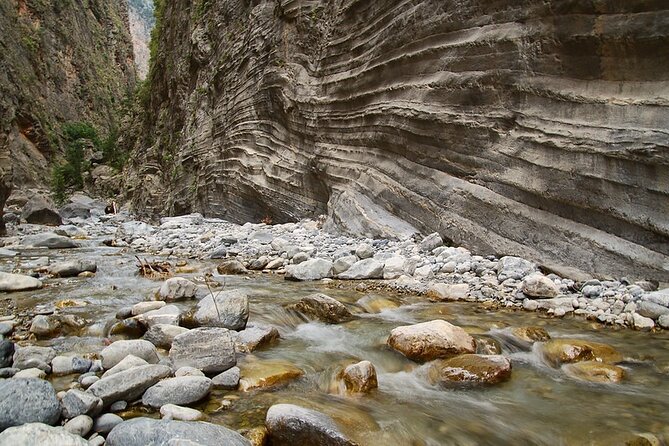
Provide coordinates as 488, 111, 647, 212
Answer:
3, 243, 668, 445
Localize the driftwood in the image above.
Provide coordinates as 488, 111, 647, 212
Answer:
135, 256, 173, 280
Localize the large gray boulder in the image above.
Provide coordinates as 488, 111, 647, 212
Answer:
337, 258, 384, 280
193, 289, 249, 330
48, 260, 97, 277
0, 379, 61, 430
285, 259, 333, 281
106, 417, 250, 446
0, 272, 42, 292
21, 196, 62, 226
142, 376, 212, 408
100, 340, 159, 369
13, 346, 56, 370
0, 423, 87, 446
87, 364, 172, 406
143, 324, 189, 349
497, 256, 536, 281
23, 232, 78, 249
169, 327, 236, 374
265, 403, 357, 446
158, 277, 198, 300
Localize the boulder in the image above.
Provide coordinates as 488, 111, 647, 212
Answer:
285, 259, 333, 281
106, 417, 250, 446
193, 289, 249, 330
632, 313, 655, 330
562, 361, 625, 384
48, 260, 97, 277
101, 355, 149, 378
61, 389, 103, 419
169, 327, 236, 374
383, 256, 416, 279
101, 340, 159, 369
522, 273, 559, 298
14, 368, 46, 379
510, 326, 551, 344
160, 404, 204, 422
238, 360, 304, 392
265, 404, 357, 446
143, 324, 189, 349
339, 361, 378, 394
131, 301, 166, 316
419, 233, 443, 252
212, 366, 240, 390
387, 320, 476, 362
136, 305, 181, 327
217, 260, 249, 275
87, 364, 172, 407
0, 423, 87, 446
23, 232, 78, 249
540, 339, 623, 367
93, 413, 123, 434
142, 376, 212, 408
427, 354, 512, 386
659, 314, 669, 329
337, 259, 384, 280
0, 340, 14, 369
356, 295, 399, 313
234, 325, 280, 353
0, 272, 43, 292
59, 202, 93, 219
354, 243, 374, 259
497, 256, 536, 281
333, 255, 357, 275
288, 293, 353, 324
29, 315, 60, 337
644, 289, 669, 308
426, 283, 469, 301
13, 346, 56, 370
0, 379, 61, 430
21, 196, 62, 226
158, 277, 198, 300
636, 301, 669, 320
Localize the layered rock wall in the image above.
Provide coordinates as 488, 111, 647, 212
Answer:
127, 0, 669, 280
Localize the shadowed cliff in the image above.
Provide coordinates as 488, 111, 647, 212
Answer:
126, 0, 669, 281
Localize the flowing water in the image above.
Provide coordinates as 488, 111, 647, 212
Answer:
3, 241, 669, 446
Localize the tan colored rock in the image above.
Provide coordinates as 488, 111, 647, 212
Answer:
522, 274, 559, 298
387, 320, 476, 362
244, 426, 269, 446
428, 354, 512, 386
540, 339, 623, 367
511, 326, 550, 343
426, 283, 469, 301
339, 361, 378, 394
239, 360, 304, 392
288, 293, 353, 324
356, 295, 399, 313
563, 361, 625, 384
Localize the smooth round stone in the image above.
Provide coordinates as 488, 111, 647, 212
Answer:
160, 404, 204, 421
562, 361, 626, 384
0, 378, 61, 430
109, 401, 127, 412
428, 354, 512, 386
0, 423, 88, 446
14, 368, 47, 379
63, 414, 94, 437
93, 413, 124, 434
142, 376, 212, 408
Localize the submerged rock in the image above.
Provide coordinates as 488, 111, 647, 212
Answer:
387, 320, 476, 362
160, 404, 204, 421
238, 360, 303, 392
0, 379, 61, 430
265, 403, 357, 446
428, 354, 512, 386
562, 361, 625, 384
217, 260, 249, 275
540, 339, 623, 367
212, 366, 240, 390
234, 325, 280, 353
106, 417, 250, 446
288, 293, 353, 324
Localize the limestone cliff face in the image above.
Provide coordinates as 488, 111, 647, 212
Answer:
128, 0, 154, 80
0, 0, 136, 232
127, 0, 669, 281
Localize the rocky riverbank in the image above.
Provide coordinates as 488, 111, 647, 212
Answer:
0, 195, 668, 445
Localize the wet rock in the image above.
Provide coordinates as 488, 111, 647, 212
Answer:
51, 355, 92, 376
428, 354, 512, 386
265, 403, 357, 446
160, 404, 204, 421
419, 233, 443, 252
135, 304, 181, 328
29, 315, 61, 337
540, 339, 623, 367
13, 345, 56, 370
0, 322, 13, 336
217, 260, 249, 275
158, 277, 198, 301
356, 295, 399, 313
93, 413, 123, 434
511, 326, 551, 344
169, 327, 236, 374
243, 426, 269, 446
143, 324, 189, 349
23, 232, 78, 249
0, 272, 43, 292
21, 196, 63, 226
659, 314, 669, 329
63, 414, 93, 437
426, 283, 469, 301
61, 389, 103, 418
337, 259, 384, 280
522, 273, 559, 298
339, 361, 378, 394
142, 376, 212, 408
193, 289, 249, 330
0, 423, 88, 446
562, 361, 625, 384
387, 320, 476, 362
475, 336, 502, 355
497, 256, 535, 281
88, 364, 172, 407
48, 260, 97, 277
0, 379, 61, 430
106, 417, 250, 446
212, 366, 240, 390
285, 259, 333, 281
288, 293, 353, 324
0, 340, 14, 369
131, 301, 166, 316
234, 325, 280, 353
109, 318, 145, 337
238, 360, 304, 392
101, 340, 159, 369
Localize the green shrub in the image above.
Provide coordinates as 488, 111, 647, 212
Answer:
51, 122, 97, 204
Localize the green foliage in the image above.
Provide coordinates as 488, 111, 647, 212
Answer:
62, 122, 99, 144
100, 126, 127, 170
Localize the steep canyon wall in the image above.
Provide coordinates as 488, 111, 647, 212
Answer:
127, 0, 669, 280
